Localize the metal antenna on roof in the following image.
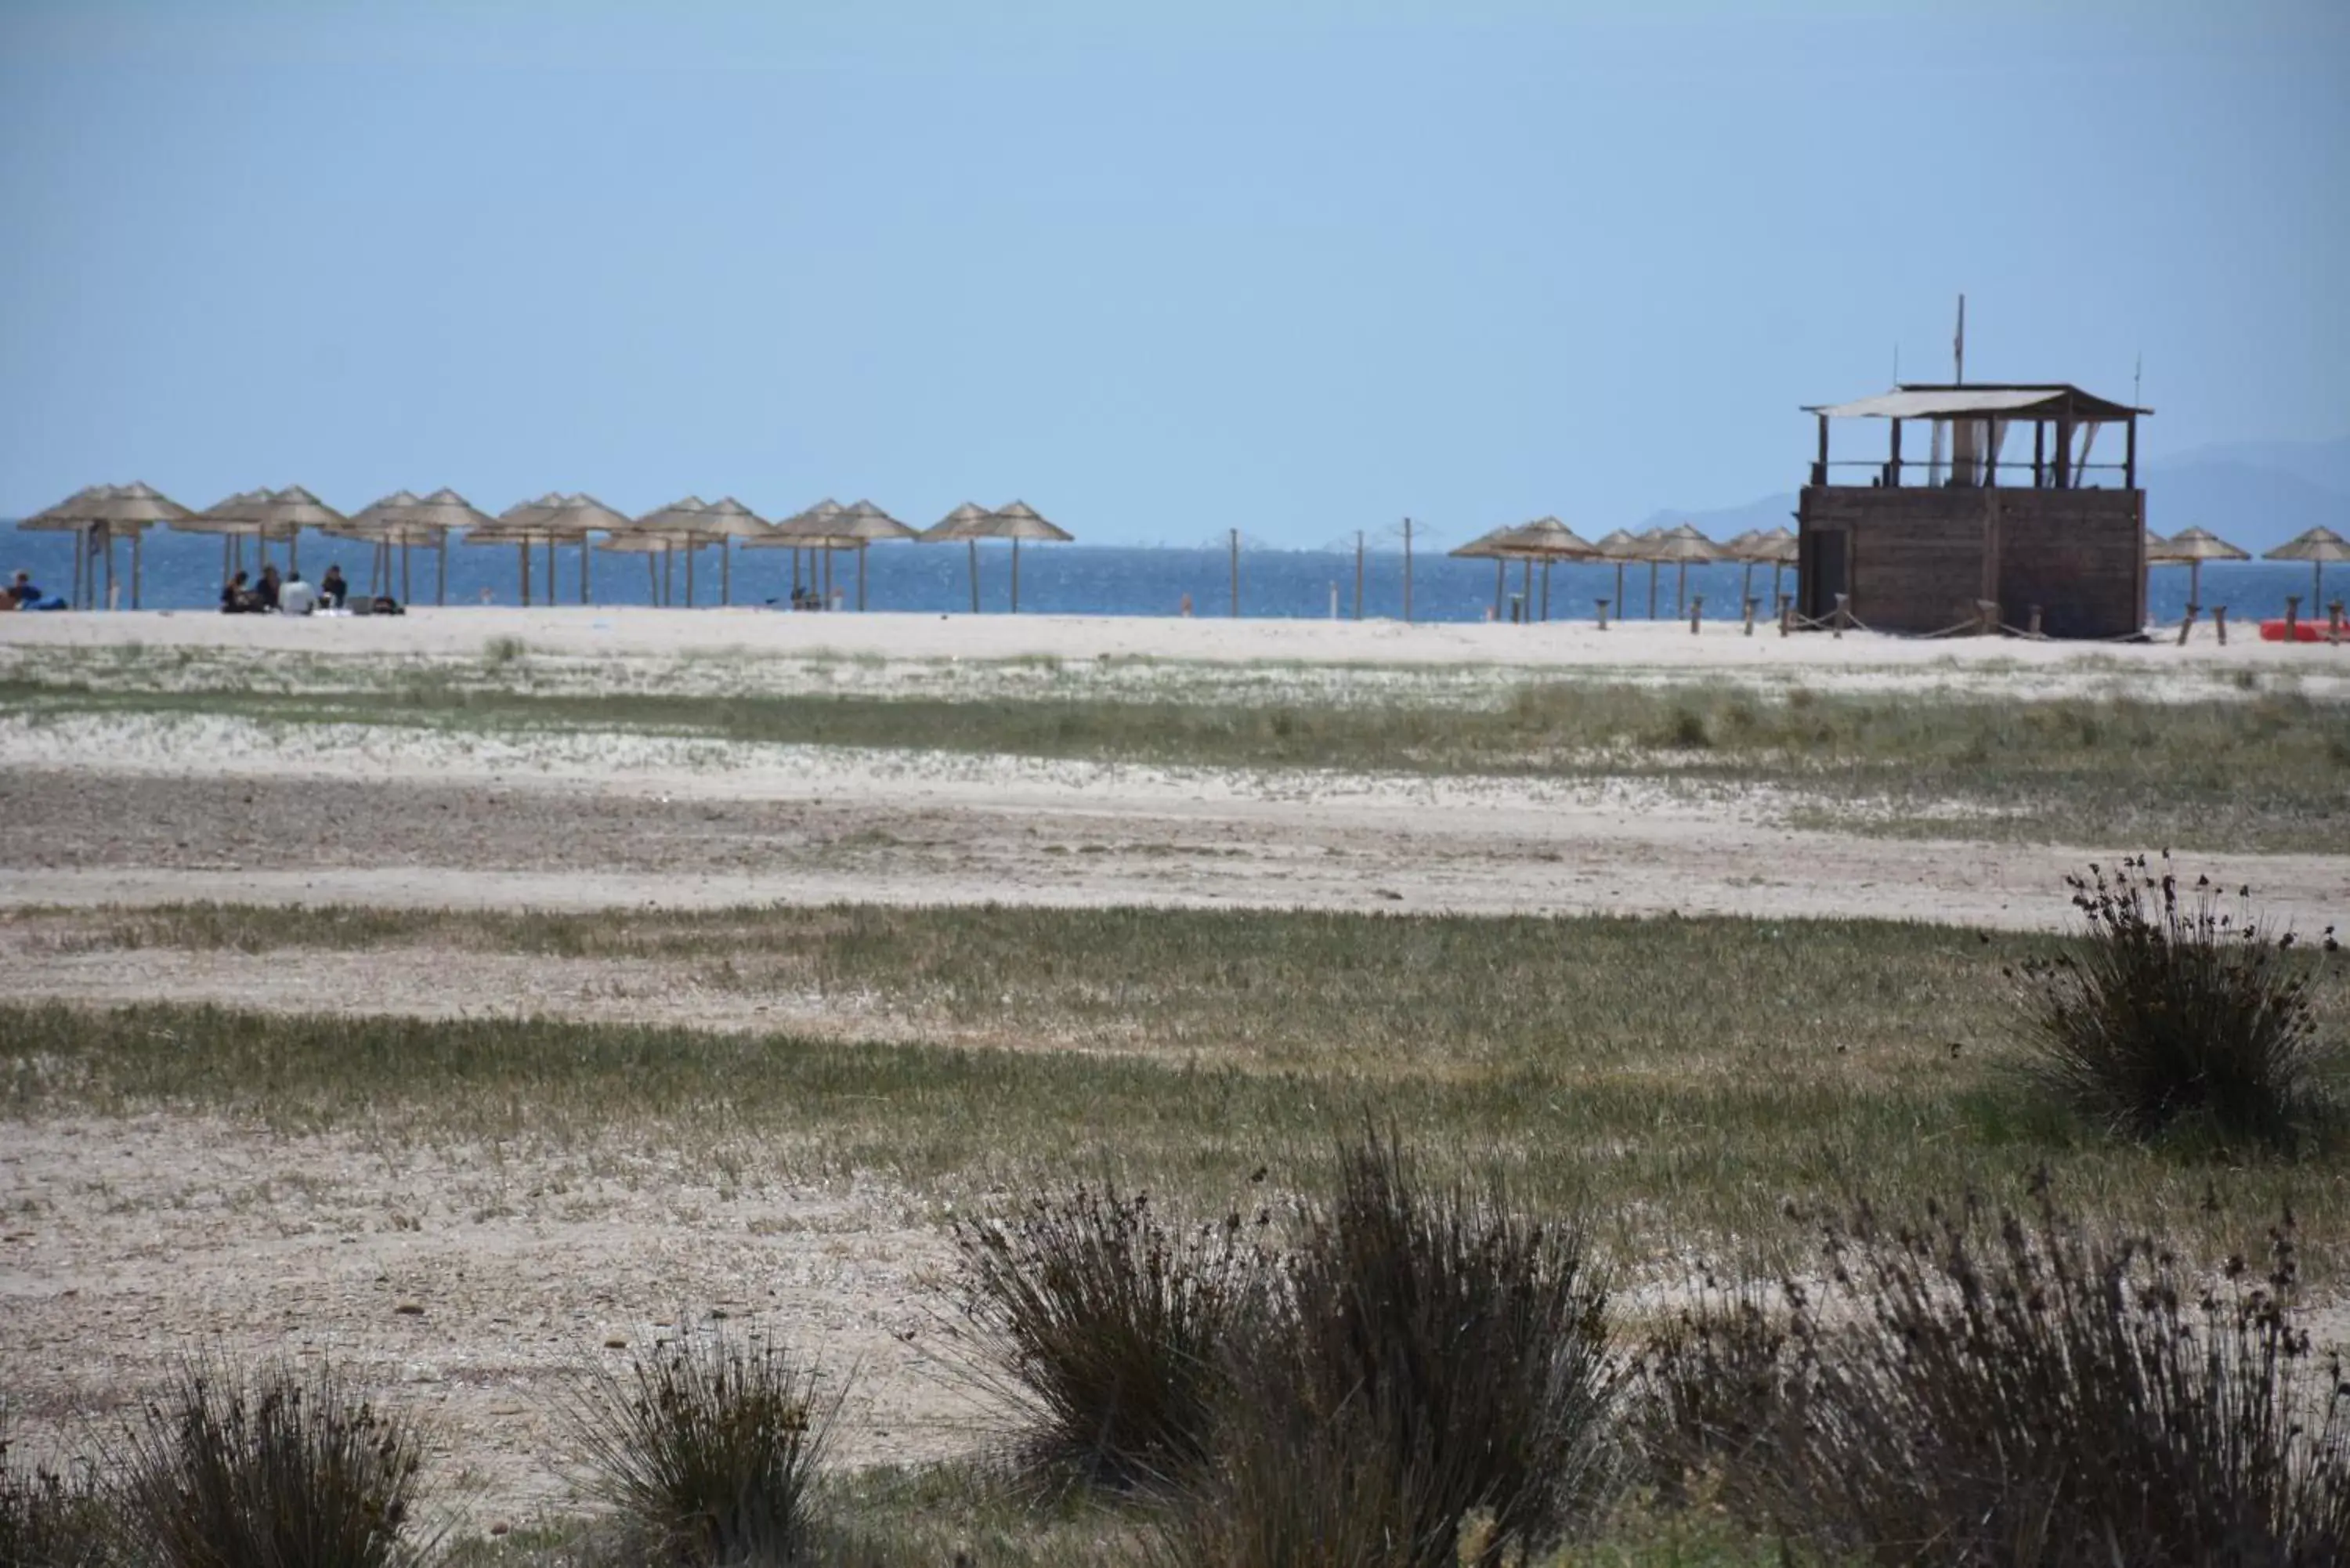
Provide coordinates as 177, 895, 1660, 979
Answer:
1954, 292, 1966, 385
2134, 352, 2143, 409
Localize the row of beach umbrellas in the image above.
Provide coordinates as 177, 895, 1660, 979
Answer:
2146, 525, 2350, 607
1452, 516, 2350, 623
1448, 518, 1799, 621
16, 486, 1073, 611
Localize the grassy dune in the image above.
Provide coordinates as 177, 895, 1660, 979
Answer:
7, 668, 2346, 850
13, 905, 2345, 1271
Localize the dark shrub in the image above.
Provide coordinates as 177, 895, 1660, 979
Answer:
571, 1331, 838, 1567
953, 1184, 1269, 1490
1663, 1193, 2350, 1566
1629, 1275, 1790, 1506
2014, 855, 2337, 1152
110, 1356, 430, 1568
2, 1414, 110, 1568
1168, 1128, 1617, 1568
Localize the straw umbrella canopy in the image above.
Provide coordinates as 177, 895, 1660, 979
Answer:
346, 487, 494, 605
225, 486, 348, 574
631, 496, 736, 606
1495, 516, 1599, 623
2265, 526, 2350, 609
20, 482, 195, 608
472, 493, 632, 605
689, 497, 775, 606
176, 487, 315, 583
919, 500, 1072, 613
2147, 526, 2250, 606
1448, 528, 1520, 621
1728, 526, 1799, 610
814, 500, 913, 610
1644, 522, 1725, 619
759, 500, 857, 607
593, 529, 685, 605
921, 502, 995, 612
1589, 528, 1649, 617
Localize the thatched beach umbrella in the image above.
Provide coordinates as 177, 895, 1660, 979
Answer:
2147, 526, 2250, 606
347, 487, 493, 605
631, 496, 721, 606
1589, 529, 1647, 618
474, 493, 629, 605
696, 497, 776, 606
1495, 516, 1599, 622
1448, 529, 1518, 621
761, 500, 858, 606
925, 502, 995, 612
178, 487, 320, 583
594, 529, 681, 603
2265, 526, 2350, 608
1730, 526, 1799, 610
920, 500, 1072, 613
1645, 523, 1724, 619
817, 500, 915, 610
20, 482, 195, 608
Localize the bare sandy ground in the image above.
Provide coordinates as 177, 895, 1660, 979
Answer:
5, 602, 2340, 677
0, 1115, 980, 1532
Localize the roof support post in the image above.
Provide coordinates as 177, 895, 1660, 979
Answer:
1814, 415, 1829, 486
1889, 417, 1903, 487
2125, 414, 2138, 491
2034, 421, 2045, 488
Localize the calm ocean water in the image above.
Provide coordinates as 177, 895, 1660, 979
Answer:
0, 522, 2330, 628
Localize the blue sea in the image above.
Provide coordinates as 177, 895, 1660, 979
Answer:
0, 522, 2330, 627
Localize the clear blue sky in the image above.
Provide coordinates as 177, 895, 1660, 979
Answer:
3, 0, 2344, 546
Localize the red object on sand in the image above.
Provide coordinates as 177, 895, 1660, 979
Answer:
2259, 620, 2329, 643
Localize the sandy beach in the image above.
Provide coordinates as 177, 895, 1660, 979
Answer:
5, 605, 2348, 1534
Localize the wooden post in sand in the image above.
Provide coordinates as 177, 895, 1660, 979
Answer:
2177, 605, 2197, 645
1779, 599, 1792, 636
1832, 593, 1848, 638
1595, 598, 1610, 630
2214, 606, 2228, 645
1688, 596, 1702, 634
1743, 597, 1758, 636
2287, 596, 2301, 638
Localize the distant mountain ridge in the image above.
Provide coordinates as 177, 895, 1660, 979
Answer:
1652, 436, 2348, 554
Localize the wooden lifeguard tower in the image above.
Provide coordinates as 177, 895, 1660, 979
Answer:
1795, 382, 2150, 638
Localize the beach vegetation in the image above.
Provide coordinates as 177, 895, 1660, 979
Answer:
2014, 856, 2341, 1153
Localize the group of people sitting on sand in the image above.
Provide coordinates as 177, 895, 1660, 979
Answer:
2, 569, 67, 611
784, 584, 846, 611
221, 563, 399, 616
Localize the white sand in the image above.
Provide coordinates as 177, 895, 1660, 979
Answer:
3, 603, 2337, 674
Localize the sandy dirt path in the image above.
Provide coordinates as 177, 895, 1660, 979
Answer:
5, 744, 2347, 931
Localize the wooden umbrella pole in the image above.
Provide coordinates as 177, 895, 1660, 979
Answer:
685, 542, 696, 607
646, 553, 656, 601
1012, 537, 1021, 613
580, 540, 590, 605
857, 544, 867, 611
1647, 562, 1659, 619
1541, 560, 1551, 622
722, 540, 732, 606
662, 546, 672, 606
519, 542, 531, 607
439, 538, 447, 606
1492, 559, 1503, 620
132, 528, 143, 609
1677, 560, 1689, 618
402, 540, 412, 605
968, 539, 980, 613
1522, 558, 1533, 622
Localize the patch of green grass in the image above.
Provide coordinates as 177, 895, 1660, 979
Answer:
3, 674, 2341, 851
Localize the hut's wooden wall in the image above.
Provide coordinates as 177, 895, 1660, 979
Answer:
1797, 486, 2141, 638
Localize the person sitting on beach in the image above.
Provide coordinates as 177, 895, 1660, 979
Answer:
221, 570, 252, 613
256, 563, 282, 612
278, 570, 318, 616
320, 565, 348, 609
6, 570, 37, 609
